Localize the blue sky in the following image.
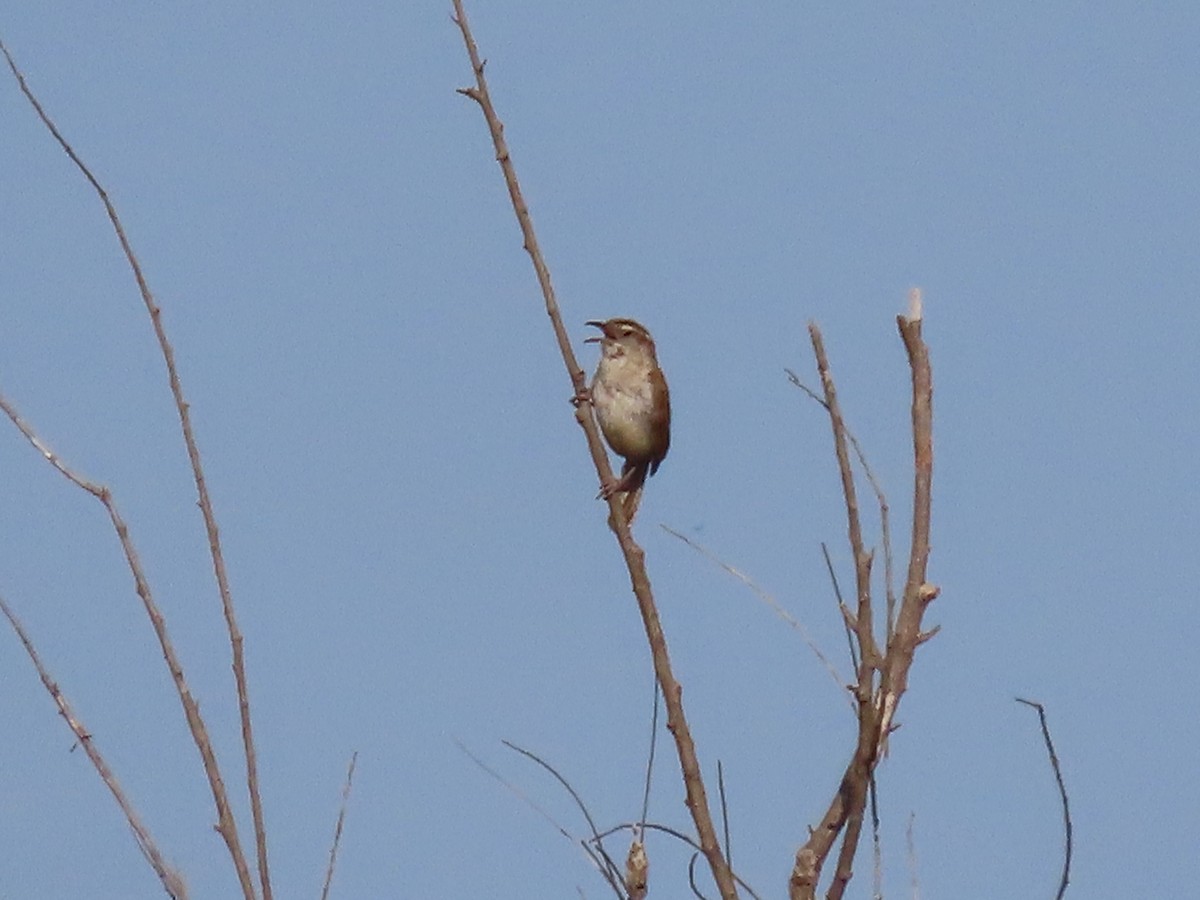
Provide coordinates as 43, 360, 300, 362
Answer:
2, 4, 1197, 898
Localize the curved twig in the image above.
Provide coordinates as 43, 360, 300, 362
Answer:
503, 740, 626, 891
456, 739, 625, 897
1016, 698, 1071, 899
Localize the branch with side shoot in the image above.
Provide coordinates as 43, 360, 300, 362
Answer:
449, 4, 736, 896
789, 291, 938, 900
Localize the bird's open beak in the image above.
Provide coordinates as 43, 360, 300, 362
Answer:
584, 320, 605, 342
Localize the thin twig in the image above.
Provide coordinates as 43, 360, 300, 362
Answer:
1, 39, 269, 900
821, 542, 860, 680
1016, 698, 1072, 900
717, 761, 731, 871
869, 777, 882, 900
503, 740, 626, 892
0, 389, 256, 900
455, 739, 624, 896
0, 593, 189, 899
663, 525, 848, 701
687, 854, 711, 900
789, 369, 898, 641
319, 752, 359, 900
790, 371, 896, 649
639, 674, 660, 832
450, 6, 735, 896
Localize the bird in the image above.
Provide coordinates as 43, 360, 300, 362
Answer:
584, 317, 671, 522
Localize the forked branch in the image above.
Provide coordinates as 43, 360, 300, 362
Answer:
789, 294, 938, 899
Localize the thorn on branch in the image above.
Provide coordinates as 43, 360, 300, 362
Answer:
915, 625, 941, 646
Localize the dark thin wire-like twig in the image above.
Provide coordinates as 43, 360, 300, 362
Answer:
455, 740, 623, 896
503, 740, 626, 891
639, 674, 660, 832
687, 853, 711, 900
1016, 698, 1072, 900
0, 388, 256, 900
1, 39, 268, 900
717, 761, 731, 871
0, 593, 189, 899
821, 542, 859, 677
869, 777, 882, 899
319, 752, 358, 900
450, 6, 735, 896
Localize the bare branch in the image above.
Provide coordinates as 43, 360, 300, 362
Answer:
1, 39, 269, 900
0, 593, 189, 899
787, 369, 896, 637
807, 325, 880, 680
449, 5, 735, 895
319, 752, 359, 900
0, 389, 256, 899
790, 303, 938, 900
1016, 698, 1072, 900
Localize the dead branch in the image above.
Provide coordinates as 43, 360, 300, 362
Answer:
786, 369, 897, 637
1, 38, 270, 900
0, 389, 257, 899
449, 4, 736, 896
0, 593, 189, 899
789, 296, 938, 899
1016, 698, 1072, 899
